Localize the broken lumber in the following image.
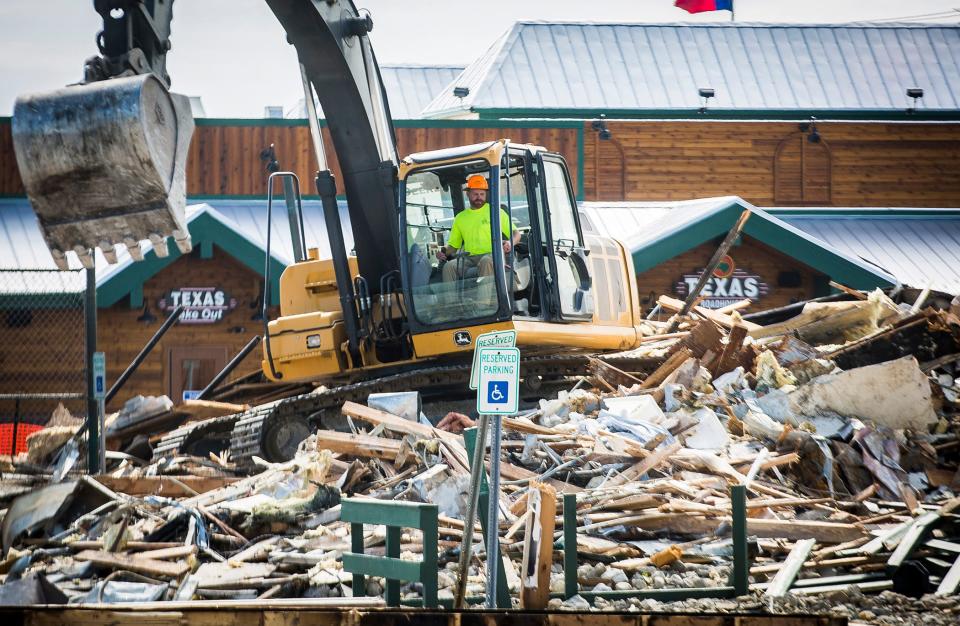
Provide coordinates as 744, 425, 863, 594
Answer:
74, 549, 190, 578
520, 481, 556, 609
764, 538, 816, 597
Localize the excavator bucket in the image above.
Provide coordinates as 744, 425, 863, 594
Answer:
12, 74, 194, 269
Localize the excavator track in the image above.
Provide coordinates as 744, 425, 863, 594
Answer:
150, 413, 244, 463
153, 353, 661, 471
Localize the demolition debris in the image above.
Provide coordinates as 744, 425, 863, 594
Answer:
1, 288, 960, 624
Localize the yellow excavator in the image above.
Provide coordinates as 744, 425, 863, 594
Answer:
12, 0, 648, 466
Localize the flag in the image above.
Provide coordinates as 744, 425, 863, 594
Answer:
675, 0, 733, 14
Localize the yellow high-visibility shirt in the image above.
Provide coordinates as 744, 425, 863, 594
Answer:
447, 203, 514, 255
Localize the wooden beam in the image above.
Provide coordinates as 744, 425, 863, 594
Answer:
520, 481, 556, 609
764, 538, 816, 597
74, 549, 190, 578
607, 442, 682, 487
667, 208, 751, 332
137, 544, 198, 560
639, 349, 693, 390
313, 430, 402, 461
93, 476, 241, 498
936, 554, 960, 596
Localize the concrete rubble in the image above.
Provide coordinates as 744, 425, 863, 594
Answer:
1, 288, 960, 624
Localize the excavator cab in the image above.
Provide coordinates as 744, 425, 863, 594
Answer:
399, 140, 595, 339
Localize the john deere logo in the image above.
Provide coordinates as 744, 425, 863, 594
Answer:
454, 331, 472, 346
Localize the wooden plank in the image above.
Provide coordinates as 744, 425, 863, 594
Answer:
639, 349, 692, 390
579, 512, 864, 543
312, 430, 402, 461
936, 554, 960, 596
764, 538, 816, 597
137, 544, 199, 560
177, 399, 248, 421
519, 481, 556, 609
658, 295, 762, 331
93, 476, 241, 498
607, 442, 682, 486
74, 549, 190, 578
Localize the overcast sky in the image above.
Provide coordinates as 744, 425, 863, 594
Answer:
1, 0, 958, 117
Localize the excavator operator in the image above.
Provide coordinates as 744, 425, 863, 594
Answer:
436, 174, 521, 284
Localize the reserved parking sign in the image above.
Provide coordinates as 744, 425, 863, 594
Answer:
476, 347, 520, 415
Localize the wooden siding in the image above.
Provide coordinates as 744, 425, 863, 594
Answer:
3, 118, 959, 207
183, 124, 580, 197
634, 235, 826, 314
97, 249, 275, 412
582, 121, 960, 206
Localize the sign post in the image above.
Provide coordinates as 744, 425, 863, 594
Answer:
476, 346, 520, 608
92, 351, 106, 473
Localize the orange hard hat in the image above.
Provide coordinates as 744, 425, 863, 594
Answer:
465, 174, 489, 190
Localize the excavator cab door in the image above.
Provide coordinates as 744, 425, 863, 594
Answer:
534, 153, 594, 321
399, 144, 514, 334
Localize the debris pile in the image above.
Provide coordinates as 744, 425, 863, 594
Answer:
1, 289, 960, 623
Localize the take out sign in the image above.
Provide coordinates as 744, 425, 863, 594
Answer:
158, 287, 237, 324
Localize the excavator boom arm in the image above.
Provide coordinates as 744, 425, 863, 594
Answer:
13, 0, 401, 284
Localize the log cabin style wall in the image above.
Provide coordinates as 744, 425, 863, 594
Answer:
178, 121, 582, 198
2, 118, 959, 207
582, 120, 960, 207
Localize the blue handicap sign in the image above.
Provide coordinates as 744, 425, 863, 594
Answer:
487, 381, 508, 405
95, 377, 104, 394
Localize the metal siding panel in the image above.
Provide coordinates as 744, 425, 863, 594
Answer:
647, 27, 685, 108
692, 28, 730, 108
772, 28, 813, 107
899, 30, 938, 108
787, 27, 829, 108
830, 28, 868, 108
867, 28, 910, 110
439, 23, 960, 115
550, 24, 589, 108
927, 29, 960, 109
720, 26, 761, 108
806, 28, 847, 108
618, 25, 651, 108
754, 27, 798, 108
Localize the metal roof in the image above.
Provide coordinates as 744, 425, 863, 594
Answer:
582, 199, 960, 294
285, 65, 464, 119
423, 22, 960, 118
774, 209, 960, 295
0, 199, 305, 294
379, 65, 465, 119
5, 197, 958, 298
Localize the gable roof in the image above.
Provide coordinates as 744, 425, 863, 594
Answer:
285, 64, 464, 120
582, 197, 901, 291
423, 22, 960, 119
379, 65, 465, 119
773, 208, 960, 295
0, 200, 289, 306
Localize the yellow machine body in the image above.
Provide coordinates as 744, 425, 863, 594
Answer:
263, 140, 644, 383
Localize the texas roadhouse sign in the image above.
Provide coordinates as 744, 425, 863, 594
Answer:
674, 256, 769, 309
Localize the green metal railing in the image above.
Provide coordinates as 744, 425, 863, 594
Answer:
341, 498, 439, 607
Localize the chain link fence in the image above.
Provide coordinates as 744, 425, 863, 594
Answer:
0, 269, 89, 468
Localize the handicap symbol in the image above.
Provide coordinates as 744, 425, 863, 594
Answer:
487, 381, 508, 404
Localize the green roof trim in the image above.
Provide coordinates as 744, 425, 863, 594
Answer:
477, 107, 960, 122
630, 199, 898, 291
190, 117, 584, 129
97, 210, 286, 308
